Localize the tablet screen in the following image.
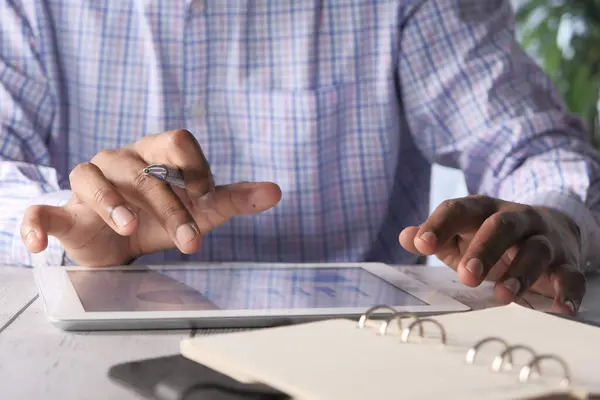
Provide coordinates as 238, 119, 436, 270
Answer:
66, 266, 427, 312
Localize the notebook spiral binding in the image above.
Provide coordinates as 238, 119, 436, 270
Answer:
357, 305, 572, 389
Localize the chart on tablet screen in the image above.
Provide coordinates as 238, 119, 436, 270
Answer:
155, 267, 426, 310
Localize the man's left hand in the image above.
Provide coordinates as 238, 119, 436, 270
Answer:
399, 195, 586, 315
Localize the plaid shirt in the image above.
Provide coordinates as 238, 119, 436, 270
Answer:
1, 0, 599, 271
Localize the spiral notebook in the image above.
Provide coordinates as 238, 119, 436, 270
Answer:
180, 303, 600, 399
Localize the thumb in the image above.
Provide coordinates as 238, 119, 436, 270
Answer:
20, 204, 75, 253
193, 182, 281, 231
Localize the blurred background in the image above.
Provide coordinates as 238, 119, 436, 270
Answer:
430, 0, 600, 265
515, 0, 600, 146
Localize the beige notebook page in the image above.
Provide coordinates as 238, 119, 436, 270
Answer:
180, 303, 599, 399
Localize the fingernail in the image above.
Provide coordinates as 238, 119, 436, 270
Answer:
503, 278, 521, 295
564, 300, 576, 313
176, 223, 197, 245
465, 258, 483, 278
419, 232, 437, 246
111, 206, 135, 227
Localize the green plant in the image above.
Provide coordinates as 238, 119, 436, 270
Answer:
515, 0, 600, 144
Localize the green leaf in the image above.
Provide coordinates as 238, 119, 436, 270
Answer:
515, 1, 600, 148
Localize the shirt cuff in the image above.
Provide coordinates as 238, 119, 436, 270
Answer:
11, 190, 72, 268
517, 191, 599, 274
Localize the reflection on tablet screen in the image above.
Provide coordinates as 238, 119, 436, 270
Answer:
67, 267, 427, 312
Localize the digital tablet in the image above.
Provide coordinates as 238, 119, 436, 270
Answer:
33, 262, 470, 330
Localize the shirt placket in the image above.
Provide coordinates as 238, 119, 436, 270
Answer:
183, 0, 208, 142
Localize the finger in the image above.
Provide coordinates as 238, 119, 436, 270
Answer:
171, 185, 195, 211
457, 209, 546, 285
69, 162, 138, 236
493, 234, 555, 303
135, 130, 215, 197
193, 182, 282, 234
92, 149, 201, 254
551, 264, 586, 315
398, 226, 422, 255
21, 205, 75, 253
528, 267, 555, 297
414, 196, 497, 255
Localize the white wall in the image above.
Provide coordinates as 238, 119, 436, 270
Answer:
427, 165, 468, 266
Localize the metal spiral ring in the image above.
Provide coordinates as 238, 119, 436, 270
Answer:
357, 305, 397, 329
491, 344, 538, 373
518, 354, 571, 388
400, 318, 447, 345
465, 337, 510, 365
378, 313, 422, 336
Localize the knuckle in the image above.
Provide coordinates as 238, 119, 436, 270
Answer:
440, 199, 466, 216
91, 187, 113, 207
468, 194, 500, 214
158, 201, 186, 221
69, 162, 94, 182
23, 204, 44, 222
91, 148, 118, 165
469, 194, 490, 203
198, 192, 236, 229
223, 189, 242, 217
469, 194, 495, 207
489, 212, 520, 233
228, 189, 245, 215
523, 206, 550, 231
166, 129, 194, 148
528, 235, 554, 260
131, 172, 156, 196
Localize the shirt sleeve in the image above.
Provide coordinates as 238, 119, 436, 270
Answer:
0, 1, 71, 267
398, 0, 600, 273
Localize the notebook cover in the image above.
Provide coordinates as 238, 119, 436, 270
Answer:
108, 354, 289, 400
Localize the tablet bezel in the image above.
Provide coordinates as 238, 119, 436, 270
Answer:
33, 262, 470, 330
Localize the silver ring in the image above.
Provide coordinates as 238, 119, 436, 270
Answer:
491, 344, 537, 373
400, 318, 446, 345
357, 305, 397, 329
518, 354, 571, 388
465, 337, 510, 365
378, 313, 422, 336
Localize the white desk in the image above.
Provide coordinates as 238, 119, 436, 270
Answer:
1, 265, 600, 399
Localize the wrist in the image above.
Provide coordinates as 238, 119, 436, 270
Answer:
517, 191, 595, 273
535, 206, 582, 261
537, 206, 580, 239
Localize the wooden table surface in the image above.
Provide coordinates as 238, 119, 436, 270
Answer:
1, 265, 600, 400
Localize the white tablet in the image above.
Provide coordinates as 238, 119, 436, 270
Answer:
33, 262, 470, 330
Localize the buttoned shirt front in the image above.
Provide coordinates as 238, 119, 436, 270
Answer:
1, 0, 599, 272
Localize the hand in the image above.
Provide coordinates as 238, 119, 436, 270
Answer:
20, 129, 282, 267
399, 195, 586, 315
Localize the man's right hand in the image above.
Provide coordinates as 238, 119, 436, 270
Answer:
19, 130, 282, 267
